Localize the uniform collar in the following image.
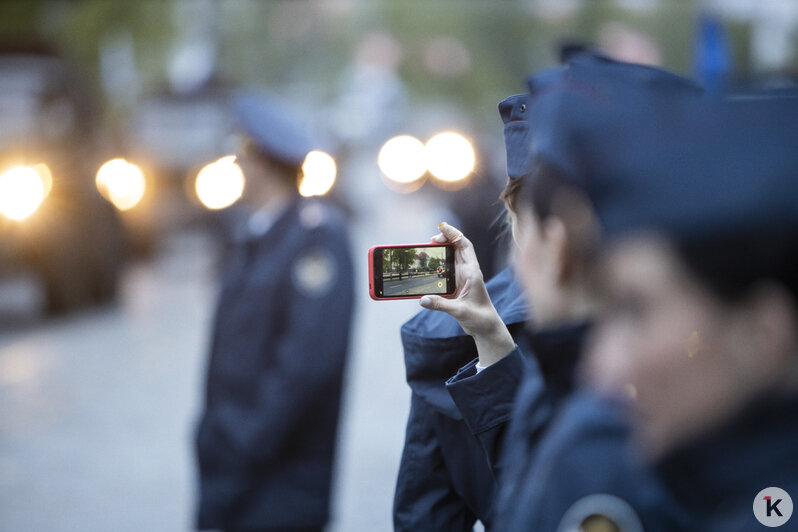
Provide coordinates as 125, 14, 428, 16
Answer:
528, 321, 591, 398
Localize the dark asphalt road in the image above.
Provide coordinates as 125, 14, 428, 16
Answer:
384, 274, 447, 296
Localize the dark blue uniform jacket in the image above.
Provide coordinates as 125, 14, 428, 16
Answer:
195, 198, 354, 531
657, 392, 798, 532
449, 324, 693, 532
448, 323, 695, 531
446, 323, 586, 495
494, 391, 696, 531
394, 267, 527, 531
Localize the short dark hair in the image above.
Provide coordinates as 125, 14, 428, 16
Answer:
500, 156, 572, 218
677, 231, 798, 305
513, 157, 603, 278
517, 158, 574, 223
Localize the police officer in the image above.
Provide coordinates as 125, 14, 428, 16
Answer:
393, 94, 532, 531
194, 93, 354, 532
577, 91, 798, 531
426, 53, 703, 531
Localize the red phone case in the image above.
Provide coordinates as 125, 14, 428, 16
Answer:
368, 243, 456, 301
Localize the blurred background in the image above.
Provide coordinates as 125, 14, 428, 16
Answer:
1, 0, 797, 530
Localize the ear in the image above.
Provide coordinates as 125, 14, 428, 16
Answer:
737, 283, 798, 384
542, 216, 569, 284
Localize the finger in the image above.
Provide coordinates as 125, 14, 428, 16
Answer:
420, 294, 460, 316
438, 222, 465, 246
439, 222, 479, 263
430, 233, 447, 243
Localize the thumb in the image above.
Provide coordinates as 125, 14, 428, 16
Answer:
420, 295, 459, 316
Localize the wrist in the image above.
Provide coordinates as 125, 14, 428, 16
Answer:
473, 319, 515, 368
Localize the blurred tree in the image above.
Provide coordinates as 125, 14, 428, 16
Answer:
393, 248, 417, 277
417, 251, 429, 270
0, 2, 39, 45
383, 250, 392, 273
0, 0, 783, 151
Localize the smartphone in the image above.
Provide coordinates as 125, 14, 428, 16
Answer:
368, 243, 456, 301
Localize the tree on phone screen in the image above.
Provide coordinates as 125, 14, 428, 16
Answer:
417, 251, 429, 270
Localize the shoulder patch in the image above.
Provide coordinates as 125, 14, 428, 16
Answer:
292, 247, 337, 298
557, 494, 644, 532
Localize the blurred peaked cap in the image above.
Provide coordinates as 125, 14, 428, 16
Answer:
553, 51, 704, 96
498, 67, 568, 180
498, 93, 528, 124
524, 51, 703, 185
499, 93, 532, 179
498, 66, 568, 124
584, 94, 798, 243
233, 92, 314, 167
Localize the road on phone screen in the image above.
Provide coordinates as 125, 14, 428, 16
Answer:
384, 275, 446, 296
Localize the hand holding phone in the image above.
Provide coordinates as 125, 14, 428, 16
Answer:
369, 223, 514, 366
368, 243, 455, 300
422, 222, 516, 367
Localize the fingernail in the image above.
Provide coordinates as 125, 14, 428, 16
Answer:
420, 296, 431, 308
438, 222, 446, 228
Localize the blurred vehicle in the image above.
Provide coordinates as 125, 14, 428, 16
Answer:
0, 48, 124, 315
437, 267, 446, 278
122, 88, 235, 253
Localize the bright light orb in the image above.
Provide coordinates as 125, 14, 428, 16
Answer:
32, 163, 53, 197
0, 166, 46, 221
425, 131, 475, 182
377, 135, 427, 184
96, 158, 146, 211
300, 150, 337, 197
195, 155, 245, 210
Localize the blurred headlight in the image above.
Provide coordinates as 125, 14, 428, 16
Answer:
425, 132, 475, 182
195, 155, 245, 210
299, 150, 337, 197
0, 166, 47, 221
378, 135, 427, 184
32, 163, 53, 197
96, 158, 146, 211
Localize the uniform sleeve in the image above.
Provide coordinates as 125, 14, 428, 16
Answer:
214, 228, 355, 464
444, 348, 528, 468
393, 393, 479, 532
445, 347, 550, 483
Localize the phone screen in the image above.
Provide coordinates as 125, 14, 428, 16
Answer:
372, 244, 455, 299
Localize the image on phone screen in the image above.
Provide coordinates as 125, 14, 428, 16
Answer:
370, 244, 455, 299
